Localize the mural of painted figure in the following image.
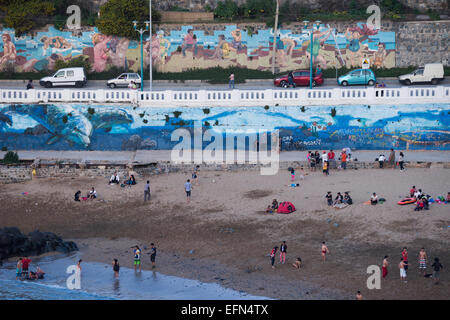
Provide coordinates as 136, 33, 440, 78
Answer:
109, 37, 130, 69
0, 33, 17, 67
304, 28, 332, 69
230, 28, 244, 52
182, 29, 198, 58
344, 24, 378, 68
92, 33, 112, 72
23, 53, 66, 72
144, 34, 161, 66
208, 34, 231, 60
373, 43, 387, 69
275, 34, 296, 68
40, 36, 72, 56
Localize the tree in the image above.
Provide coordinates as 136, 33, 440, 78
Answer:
96, 0, 160, 39
214, 0, 239, 21
0, 0, 55, 36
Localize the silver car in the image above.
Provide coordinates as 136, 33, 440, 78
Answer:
107, 73, 142, 88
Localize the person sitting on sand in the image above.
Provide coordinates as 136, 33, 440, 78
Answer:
292, 257, 302, 269
125, 174, 136, 185
266, 199, 278, 213
109, 172, 120, 184
88, 187, 97, 199
343, 192, 353, 205
446, 192, 450, 203
378, 154, 385, 168
410, 186, 416, 198
414, 198, 424, 211
370, 192, 378, 205
333, 192, 343, 205
414, 189, 423, 199
74, 190, 81, 202
325, 192, 333, 206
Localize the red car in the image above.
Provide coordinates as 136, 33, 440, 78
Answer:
274, 70, 324, 87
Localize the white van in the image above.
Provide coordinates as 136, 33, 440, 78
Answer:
39, 67, 87, 88
398, 63, 444, 85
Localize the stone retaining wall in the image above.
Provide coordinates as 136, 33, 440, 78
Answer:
1, 160, 447, 184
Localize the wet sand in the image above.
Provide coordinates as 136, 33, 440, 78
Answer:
1, 167, 449, 299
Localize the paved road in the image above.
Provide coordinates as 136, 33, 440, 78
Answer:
2, 150, 449, 163
1, 78, 449, 91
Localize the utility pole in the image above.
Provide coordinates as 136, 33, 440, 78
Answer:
149, 0, 153, 91
271, 0, 279, 75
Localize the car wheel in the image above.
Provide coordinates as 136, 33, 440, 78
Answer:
75, 81, 83, 88
431, 79, 437, 85
341, 81, 348, 87
109, 83, 116, 89
404, 79, 411, 86
280, 81, 288, 88
45, 82, 52, 88
368, 80, 375, 86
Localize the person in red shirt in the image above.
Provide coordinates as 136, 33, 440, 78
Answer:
328, 149, 336, 169
401, 248, 408, 272
21, 257, 32, 276
409, 186, 416, 198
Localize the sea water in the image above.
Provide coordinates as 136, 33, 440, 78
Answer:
0, 253, 270, 300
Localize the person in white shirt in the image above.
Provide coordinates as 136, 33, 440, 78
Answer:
88, 187, 97, 199
414, 189, 422, 199
321, 151, 328, 163
109, 172, 119, 184
378, 154, 385, 168
370, 192, 378, 205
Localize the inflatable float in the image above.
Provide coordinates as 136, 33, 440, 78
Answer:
397, 197, 416, 205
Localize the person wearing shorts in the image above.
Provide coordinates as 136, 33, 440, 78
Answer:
185, 179, 192, 203
133, 246, 141, 272
399, 258, 407, 282
431, 257, 443, 285
418, 248, 427, 276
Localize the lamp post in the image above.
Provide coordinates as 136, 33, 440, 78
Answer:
133, 20, 150, 92
303, 20, 321, 89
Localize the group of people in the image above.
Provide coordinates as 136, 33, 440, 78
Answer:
269, 241, 330, 270
382, 247, 443, 285
74, 187, 97, 201
325, 191, 353, 207
131, 244, 157, 273
307, 149, 351, 172
408, 186, 430, 211
109, 172, 137, 186
377, 150, 405, 171
16, 257, 45, 280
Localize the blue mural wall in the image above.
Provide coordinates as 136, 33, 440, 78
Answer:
0, 104, 449, 151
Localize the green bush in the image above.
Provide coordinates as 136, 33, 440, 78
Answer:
54, 56, 92, 74
2, 151, 19, 164
214, 0, 239, 20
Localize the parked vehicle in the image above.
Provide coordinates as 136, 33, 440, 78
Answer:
338, 69, 376, 86
398, 63, 444, 85
107, 73, 142, 89
274, 70, 324, 87
39, 67, 87, 88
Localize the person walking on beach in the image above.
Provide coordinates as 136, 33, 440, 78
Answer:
144, 180, 151, 202
280, 241, 287, 264
388, 148, 396, 169
431, 257, 443, 285
356, 291, 363, 300
112, 259, 120, 278
149, 243, 157, 269
401, 247, 408, 273
184, 179, 192, 203
399, 258, 407, 282
382, 256, 389, 279
229, 73, 235, 89
132, 246, 142, 272
399, 152, 405, 172
270, 246, 278, 269
321, 242, 329, 262
418, 248, 427, 276
192, 165, 199, 185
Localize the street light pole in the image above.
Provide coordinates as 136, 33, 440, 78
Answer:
304, 20, 320, 89
133, 21, 150, 92
271, 0, 279, 75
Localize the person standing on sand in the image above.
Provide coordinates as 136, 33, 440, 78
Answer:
382, 256, 389, 279
321, 242, 329, 262
340, 150, 347, 170
388, 148, 396, 169
112, 259, 120, 278
431, 257, 443, 284
290, 167, 295, 181
401, 247, 408, 273
325, 191, 333, 206
149, 243, 157, 269
418, 248, 427, 276
356, 291, 363, 300
132, 246, 141, 272
279, 241, 287, 264
144, 180, 151, 202
184, 179, 192, 203
328, 149, 336, 169
399, 258, 407, 282
270, 246, 278, 269
398, 152, 405, 172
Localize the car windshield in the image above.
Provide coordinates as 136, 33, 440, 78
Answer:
414, 69, 424, 75
54, 71, 65, 77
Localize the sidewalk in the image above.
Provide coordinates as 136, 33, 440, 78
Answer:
2, 150, 449, 163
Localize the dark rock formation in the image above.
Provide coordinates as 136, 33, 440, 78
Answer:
0, 227, 78, 262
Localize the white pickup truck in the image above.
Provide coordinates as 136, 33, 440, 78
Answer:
398, 63, 444, 85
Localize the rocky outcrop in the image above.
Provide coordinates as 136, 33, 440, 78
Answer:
0, 227, 78, 261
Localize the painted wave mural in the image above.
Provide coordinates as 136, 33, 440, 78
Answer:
0, 104, 449, 151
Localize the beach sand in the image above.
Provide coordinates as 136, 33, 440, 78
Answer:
1, 167, 449, 299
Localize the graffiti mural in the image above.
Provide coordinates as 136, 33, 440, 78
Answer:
0, 23, 395, 73
0, 104, 448, 151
